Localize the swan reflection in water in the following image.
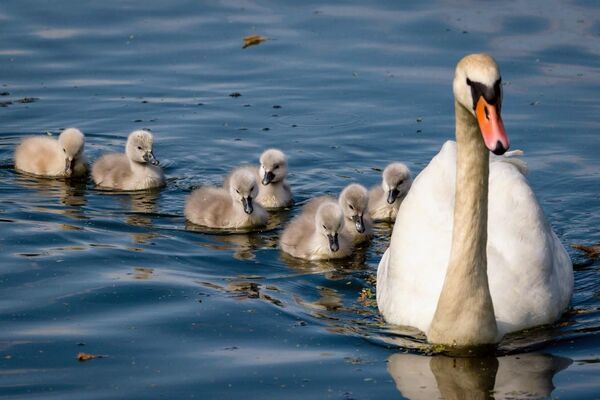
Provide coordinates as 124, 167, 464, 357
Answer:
388, 352, 571, 400
187, 208, 291, 261
14, 174, 87, 220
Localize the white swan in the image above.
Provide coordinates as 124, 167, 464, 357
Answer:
376, 53, 573, 346
15, 128, 87, 178
92, 130, 165, 190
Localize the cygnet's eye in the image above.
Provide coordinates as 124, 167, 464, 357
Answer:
274, 164, 279, 169
322, 225, 327, 230
137, 146, 142, 150
63, 148, 66, 153
398, 180, 404, 185
348, 204, 354, 210
235, 189, 240, 194
250, 186, 254, 191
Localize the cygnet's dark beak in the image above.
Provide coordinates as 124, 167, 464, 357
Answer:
64, 158, 74, 177
262, 171, 275, 185
241, 196, 253, 214
387, 188, 400, 204
144, 151, 159, 166
352, 214, 365, 233
327, 233, 339, 252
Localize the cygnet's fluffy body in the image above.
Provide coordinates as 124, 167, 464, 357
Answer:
224, 149, 292, 209
280, 200, 352, 260
185, 169, 267, 229
15, 128, 87, 178
305, 184, 372, 244
92, 130, 165, 191
368, 162, 412, 222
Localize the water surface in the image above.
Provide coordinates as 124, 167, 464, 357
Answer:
1, 0, 599, 398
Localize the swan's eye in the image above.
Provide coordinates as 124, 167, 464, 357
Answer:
137, 146, 142, 150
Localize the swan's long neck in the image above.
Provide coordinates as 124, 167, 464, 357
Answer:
427, 100, 498, 346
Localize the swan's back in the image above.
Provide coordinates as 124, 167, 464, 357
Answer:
15, 137, 61, 176
378, 141, 572, 337
92, 153, 132, 189
185, 187, 232, 227
280, 212, 316, 258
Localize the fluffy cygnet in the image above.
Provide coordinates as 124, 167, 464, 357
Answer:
256, 149, 293, 209
304, 184, 372, 244
338, 184, 372, 243
92, 130, 165, 191
368, 162, 412, 222
280, 200, 352, 260
15, 128, 87, 178
223, 149, 293, 209
185, 168, 268, 229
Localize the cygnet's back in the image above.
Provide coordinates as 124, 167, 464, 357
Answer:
280, 201, 352, 260
15, 128, 87, 178
92, 130, 165, 190
368, 162, 412, 222
185, 169, 267, 230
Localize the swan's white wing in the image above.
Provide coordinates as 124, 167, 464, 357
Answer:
377, 140, 573, 337
377, 141, 457, 333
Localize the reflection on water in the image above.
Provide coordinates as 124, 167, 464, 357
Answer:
0, 0, 598, 397
388, 352, 572, 400
14, 174, 87, 220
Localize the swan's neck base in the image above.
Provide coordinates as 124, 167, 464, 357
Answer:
427, 100, 498, 347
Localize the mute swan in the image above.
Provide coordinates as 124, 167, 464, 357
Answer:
368, 162, 412, 222
376, 53, 573, 347
224, 149, 293, 209
92, 130, 165, 190
305, 184, 372, 244
280, 200, 352, 260
15, 128, 87, 178
185, 168, 267, 229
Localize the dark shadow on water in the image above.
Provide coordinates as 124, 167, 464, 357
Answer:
388, 352, 572, 400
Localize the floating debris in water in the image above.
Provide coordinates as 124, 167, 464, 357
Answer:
572, 243, 600, 259
77, 352, 106, 362
242, 35, 267, 49
16, 97, 39, 104
229, 92, 241, 98
0, 92, 9, 96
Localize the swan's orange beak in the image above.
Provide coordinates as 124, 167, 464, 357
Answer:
476, 97, 509, 155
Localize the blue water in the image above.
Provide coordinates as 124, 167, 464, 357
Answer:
1, 0, 599, 398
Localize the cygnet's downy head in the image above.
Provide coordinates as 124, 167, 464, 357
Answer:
259, 149, 287, 185
339, 183, 368, 233
453, 53, 509, 155
229, 169, 259, 214
382, 162, 412, 204
58, 128, 85, 177
315, 202, 344, 252
126, 130, 159, 165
